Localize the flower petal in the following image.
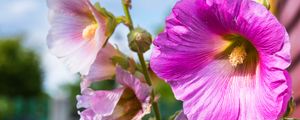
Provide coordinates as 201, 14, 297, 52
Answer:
102, 88, 149, 120
47, 0, 91, 16
58, 39, 99, 74
79, 109, 97, 120
47, 0, 107, 74
47, 0, 94, 57
114, 66, 152, 119
85, 0, 107, 29
115, 66, 151, 102
77, 88, 125, 117
151, 29, 230, 82
167, 59, 290, 119
81, 43, 119, 90
78, 67, 152, 120
236, 1, 286, 54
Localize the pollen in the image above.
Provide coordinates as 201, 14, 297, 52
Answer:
82, 23, 98, 40
228, 45, 247, 67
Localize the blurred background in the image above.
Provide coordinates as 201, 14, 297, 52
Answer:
0, 0, 299, 120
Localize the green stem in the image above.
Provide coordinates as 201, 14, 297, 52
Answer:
151, 92, 161, 120
116, 16, 127, 24
137, 53, 151, 85
121, 1, 161, 119
122, 0, 134, 30
137, 52, 161, 120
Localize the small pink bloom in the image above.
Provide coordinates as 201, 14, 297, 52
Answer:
77, 66, 151, 120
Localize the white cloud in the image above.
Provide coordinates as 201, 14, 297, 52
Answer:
10, 1, 37, 16
0, 0, 38, 23
43, 53, 78, 97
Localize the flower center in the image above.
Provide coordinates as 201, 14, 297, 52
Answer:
228, 45, 247, 67
220, 34, 258, 68
111, 88, 142, 119
82, 23, 98, 40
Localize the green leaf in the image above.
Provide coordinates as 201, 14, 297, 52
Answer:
168, 110, 182, 120
111, 56, 129, 69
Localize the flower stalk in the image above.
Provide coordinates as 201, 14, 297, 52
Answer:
137, 52, 161, 120
122, 0, 133, 30
121, 0, 161, 119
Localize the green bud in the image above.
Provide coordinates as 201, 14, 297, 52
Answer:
127, 27, 152, 53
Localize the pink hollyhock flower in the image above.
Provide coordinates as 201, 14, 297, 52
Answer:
150, 0, 291, 119
47, 0, 114, 75
77, 66, 151, 120
80, 43, 120, 90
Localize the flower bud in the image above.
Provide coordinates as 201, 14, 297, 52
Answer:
128, 27, 152, 53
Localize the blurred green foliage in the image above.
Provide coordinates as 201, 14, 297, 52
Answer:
63, 79, 81, 119
0, 96, 48, 120
0, 37, 43, 97
0, 37, 48, 120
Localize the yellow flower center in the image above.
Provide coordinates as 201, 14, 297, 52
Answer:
221, 34, 258, 68
228, 45, 247, 67
82, 23, 98, 40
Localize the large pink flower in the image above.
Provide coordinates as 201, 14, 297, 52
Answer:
150, 0, 291, 119
77, 66, 151, 120
47, 0, 112, 74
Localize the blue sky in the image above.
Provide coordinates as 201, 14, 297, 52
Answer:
0, 0, 177, 97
